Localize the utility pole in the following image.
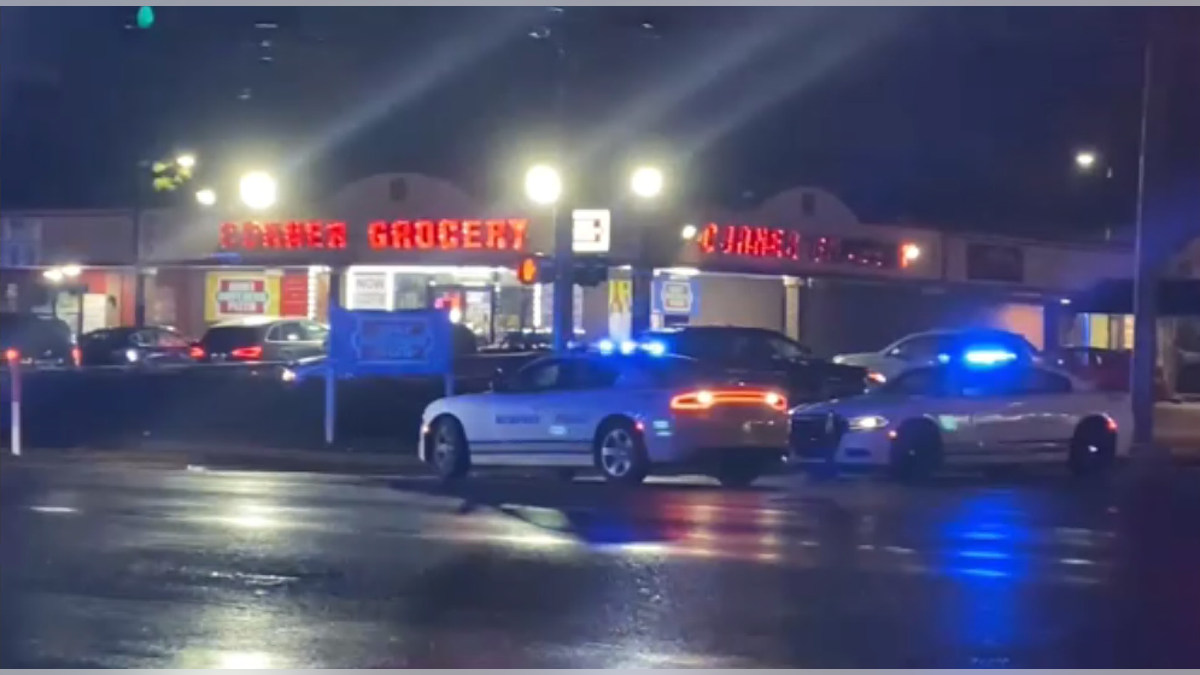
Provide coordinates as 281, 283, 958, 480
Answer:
1130, 7, 1200, 455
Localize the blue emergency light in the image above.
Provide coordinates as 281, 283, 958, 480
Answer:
962, 347, 1018, 367
594, 338, 668, 357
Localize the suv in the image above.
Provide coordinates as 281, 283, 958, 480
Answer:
642, 326, 869, 404
0, 312, 77, 368
193, 318, 328, 364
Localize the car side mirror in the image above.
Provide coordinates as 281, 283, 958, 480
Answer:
490, 368, 511, 393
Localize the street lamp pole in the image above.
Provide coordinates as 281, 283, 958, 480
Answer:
132, 160, 148, 327
547, 19, 575, 353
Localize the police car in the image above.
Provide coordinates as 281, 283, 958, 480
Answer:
419, 345, 790, 487
791, 345, 1132, 478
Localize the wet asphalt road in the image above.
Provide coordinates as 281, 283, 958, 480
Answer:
2, 462, 1200, 668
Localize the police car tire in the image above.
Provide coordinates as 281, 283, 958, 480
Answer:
430, 417, 470, 481
1069, 418, 1116, 477
594, 418, 649, 486
889, 420, 942, 481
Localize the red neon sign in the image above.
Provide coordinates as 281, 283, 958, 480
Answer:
697, 223, 801, 260
220, 221, 348, 250
367, 218, 528, 252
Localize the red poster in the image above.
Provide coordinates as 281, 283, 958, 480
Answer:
280, 274, 310, 317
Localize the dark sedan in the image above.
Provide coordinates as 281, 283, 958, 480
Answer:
78, 326, 194, 367
642, 326, 871, 404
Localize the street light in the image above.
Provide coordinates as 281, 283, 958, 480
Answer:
524, 164, 562, 205
175, 153, 197, 170
239, 171, 278, 210
630, 166, 664, 199
195, 188, 217, 207
1074, 149, 1099, 172
680, 223, 698, 240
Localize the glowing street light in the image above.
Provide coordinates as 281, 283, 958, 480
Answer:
680, 223, 698, 240
175, 153, 197, 170
239, 170, 278, 210
195, 188, 217, 207
630, 165, 664, 199
524, 164, 562, 205
1074, 149, 1098, 172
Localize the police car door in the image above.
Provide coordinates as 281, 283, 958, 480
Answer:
488, 358, 567, 461
551, 357, 622, 463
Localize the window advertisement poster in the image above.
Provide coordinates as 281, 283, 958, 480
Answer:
279, 273, 310, 317
347, 270, 390, 310
204, 272, 281, 321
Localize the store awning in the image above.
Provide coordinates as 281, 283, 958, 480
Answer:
1069, 278, 1200, 316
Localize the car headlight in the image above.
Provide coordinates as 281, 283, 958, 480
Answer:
848, 415, 889, 431
125, 348, 139, 363
832, 355, 845, 364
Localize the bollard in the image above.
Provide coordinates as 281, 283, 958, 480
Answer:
6, 348, 20, 457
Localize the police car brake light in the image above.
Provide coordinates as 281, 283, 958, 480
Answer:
671, 388, 787, 412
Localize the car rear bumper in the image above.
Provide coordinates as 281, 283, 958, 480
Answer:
645, 415, 790, 465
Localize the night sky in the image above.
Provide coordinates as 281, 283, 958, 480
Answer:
0, 7, 1151, 236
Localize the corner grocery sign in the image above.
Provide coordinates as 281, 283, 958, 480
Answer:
205, 273, 281, 321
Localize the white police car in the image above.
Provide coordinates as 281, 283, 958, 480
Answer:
791, 347, 1132, 478
419, 346, 790, 487
833, 328, 1041, 382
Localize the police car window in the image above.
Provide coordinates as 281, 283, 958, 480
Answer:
511, 359, 565, 392
957, 369, 1022, 398
887, 368, 948, 396
565, 359, 620, 389
1021, 368, 1073, 395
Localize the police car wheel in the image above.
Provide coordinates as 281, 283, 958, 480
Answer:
1069, 418, 1116, 477
595, 419, 648, 486
889, 420, 942, 481
431, 417, 470, 481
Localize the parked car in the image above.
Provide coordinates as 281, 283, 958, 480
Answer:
0, 312, 78, 368
1047, 346, 1173, 398
484, 330, 553, 353
79, 326, 194, 367
192, 317, 328, 364
640, 326, 871, 404
833, 328, 1041, 381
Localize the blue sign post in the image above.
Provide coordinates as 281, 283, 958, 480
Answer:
325, 307, 454, 445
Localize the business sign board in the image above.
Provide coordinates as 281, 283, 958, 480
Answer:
572, 209, 611, 253
329, 307, 452, 377
653, 278, 698, 317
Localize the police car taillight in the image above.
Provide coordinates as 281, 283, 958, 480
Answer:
670, 388, 787, 412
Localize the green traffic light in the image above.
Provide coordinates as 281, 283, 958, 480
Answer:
136, 6, 155, 29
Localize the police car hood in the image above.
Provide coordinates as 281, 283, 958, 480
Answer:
791, 391, 890, 417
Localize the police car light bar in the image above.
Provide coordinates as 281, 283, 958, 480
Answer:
963, 348, 1018, 367
595, 338, 668, 357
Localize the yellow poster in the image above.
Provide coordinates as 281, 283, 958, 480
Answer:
608, 278, 633, 340
204, 272, 281, 322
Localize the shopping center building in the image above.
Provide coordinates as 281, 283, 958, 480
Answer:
2, 172, 1196, 358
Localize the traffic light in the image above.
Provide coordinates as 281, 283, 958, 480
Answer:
516, 256, 609, 287
516, 256, 554, 285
